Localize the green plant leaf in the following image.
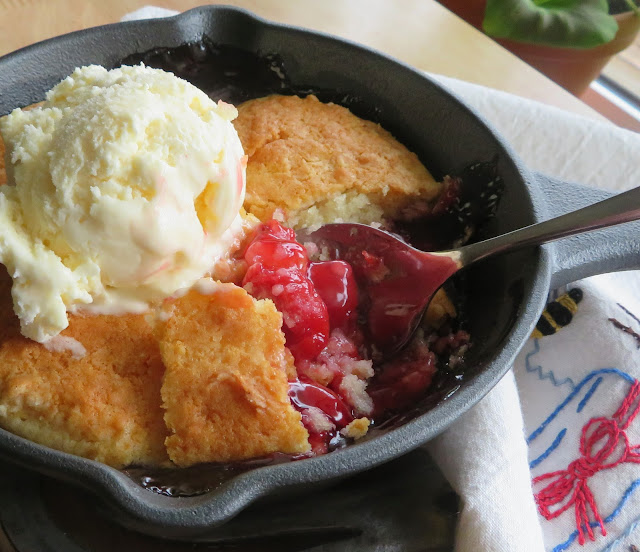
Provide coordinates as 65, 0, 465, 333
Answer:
482, 0, 619, 48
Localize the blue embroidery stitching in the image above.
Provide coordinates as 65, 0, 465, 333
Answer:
618, 303, 640, 327
530, 428, 567, 470
577, 377, 604, 413
524, 339, 576, 390
527, 368, 635, 444
599, 508, 640, 552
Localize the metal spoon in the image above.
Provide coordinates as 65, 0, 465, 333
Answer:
305, 185, 640, 355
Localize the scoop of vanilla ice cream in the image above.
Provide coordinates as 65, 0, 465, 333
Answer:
0, 64, 247, 343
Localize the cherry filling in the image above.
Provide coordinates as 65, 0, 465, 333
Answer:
242, 219, 469, 454
288, 377, 354, 454
242, 220, 363, 451
308, 260, 358, 334
367, 343, 437, 418
243, 220, 330, 362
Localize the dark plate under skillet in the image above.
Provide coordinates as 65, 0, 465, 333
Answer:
0, 5, 638, 538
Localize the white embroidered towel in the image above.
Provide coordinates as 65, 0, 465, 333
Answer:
429, 75, 640, 552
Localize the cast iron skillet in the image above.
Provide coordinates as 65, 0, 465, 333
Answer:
0, 5, 638, 538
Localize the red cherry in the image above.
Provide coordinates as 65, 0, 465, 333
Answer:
288, 377, 354, 430
245, 239, 308, 271
308, 261, 358, 332
242, 220, 330, 362
368, 349, 437, 416
253, 219, 297, 241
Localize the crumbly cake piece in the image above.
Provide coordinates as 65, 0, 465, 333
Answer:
234, 94, 442, 227
157, 283, 310, 466
0, 266, 168, 468
341, 417, 371, 440
424, 288, 457, 329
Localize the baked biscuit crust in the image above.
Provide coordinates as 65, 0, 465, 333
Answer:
0, 267, 168, 468
234, 94, 441, 225
157, 284, 310, 466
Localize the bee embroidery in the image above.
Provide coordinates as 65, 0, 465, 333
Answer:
532, 288, 583, 339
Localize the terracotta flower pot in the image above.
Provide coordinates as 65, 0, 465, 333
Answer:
439, 0, 640, 95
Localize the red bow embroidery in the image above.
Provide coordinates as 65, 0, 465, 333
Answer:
533, 380, 640, 545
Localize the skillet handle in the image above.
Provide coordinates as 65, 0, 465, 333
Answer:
535, 172, 640, 289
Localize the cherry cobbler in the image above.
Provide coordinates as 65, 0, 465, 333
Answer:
0, 92, 472, 473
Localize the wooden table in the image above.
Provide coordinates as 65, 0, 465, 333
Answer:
0, 0, 608, 122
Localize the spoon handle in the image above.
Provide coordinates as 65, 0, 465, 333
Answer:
457, 185, 640, 266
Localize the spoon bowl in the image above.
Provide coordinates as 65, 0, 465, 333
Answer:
306, 184, 640, 355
